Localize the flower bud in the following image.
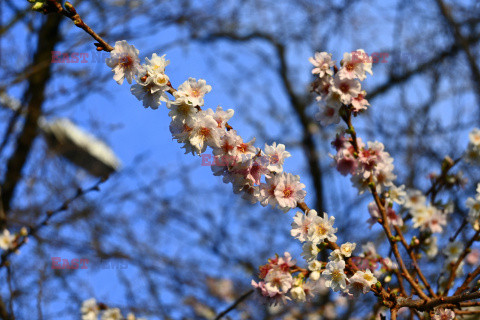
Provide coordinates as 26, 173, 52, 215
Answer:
32, 2, 45, 11
20, 227, 28, 237
290, 286, 306, 302
310, 271, 320, 281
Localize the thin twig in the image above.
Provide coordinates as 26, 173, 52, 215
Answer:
0, 178, 106, 269
214, 289, 254, 320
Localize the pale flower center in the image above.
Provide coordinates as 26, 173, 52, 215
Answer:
317, 223, 328, 235
191, 88, 201, 97
155, 74, 169, 86
237, 143, 248, 153
332, 269, 343, 281
363, 273, 374, 282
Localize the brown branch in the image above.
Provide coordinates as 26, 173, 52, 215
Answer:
393, 225, 437, 298
398, 290, 480, 311
370, 182, 430, 301
41, 0, 113, 52
342, 109, 431, 301
0, 296, 11, 320
393, 267, 408, 297
443, 230, 480, 294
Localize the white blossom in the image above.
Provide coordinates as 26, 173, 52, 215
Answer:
167, 100, 198, 123
338, 49, 373, 81
331, 75, 361, 105
466, 195, 480, 231
445, 241, 464, 262
340, 242, 356, 258
347, 271, 372, 297
263, 142, 291, 173
301, 241, 320, 262
307, 212, 338, 244
432, 308, 455, 320
291, 210, 316, 242
206, 106, 234, 129
0, 229, 15, 251
106, 40, 143, 85
188, 112, 222, 154
309, 52, 335, 78
174, 78, 212, 106
274, 173, 306, 210
101, 308, 123, 320
322, 260, 347, 292
81, 298, 99, 320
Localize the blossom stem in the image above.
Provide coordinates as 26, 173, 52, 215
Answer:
43, 0, 113, 52
393, 225, 437, 298
341, 108, 431, 301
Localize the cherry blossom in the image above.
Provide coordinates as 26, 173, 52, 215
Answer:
338, 49, 373, 81
174, 78, 212, 106
331, 76, 362, 105
274, 173, 306, 209
106, 40, 143, 85
263, 142, 291, 173
309, 52, 335, 78
322, 260, 347, 292
432, 308, 455, 320
0, 229, 15, 251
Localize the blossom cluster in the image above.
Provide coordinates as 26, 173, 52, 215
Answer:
251, 252, 316, 305
404, 189, 450, 234
289, 209, 378, 297
106, 40, 307, 211
351, 242, 398, 281
310, 50, 372, 126
81, 298, 146, 320
331, 133, 396, 194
